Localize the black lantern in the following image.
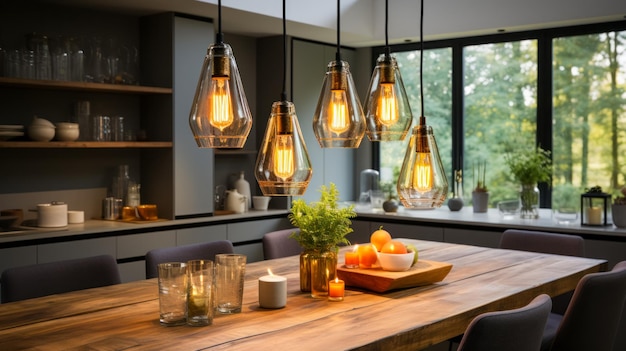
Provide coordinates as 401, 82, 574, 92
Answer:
581, 187, 611, 226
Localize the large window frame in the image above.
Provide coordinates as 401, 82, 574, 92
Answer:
372, 20, 626, 207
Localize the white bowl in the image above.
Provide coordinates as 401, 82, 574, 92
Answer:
27, 125, 55, 141
378, 251, 415, 272
55, 122, 80, 141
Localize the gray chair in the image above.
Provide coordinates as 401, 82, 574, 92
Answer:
450, 229, 584, 351
457, 294, 552, 351
544, 260, 626, 351
500, 229, 585, 314
262, 228, 302, 260
145, 240, 234, 279
1, 254, 121, 303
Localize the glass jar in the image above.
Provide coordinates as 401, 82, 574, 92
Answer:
519, 184, 540, 219
309, 249, 337, 299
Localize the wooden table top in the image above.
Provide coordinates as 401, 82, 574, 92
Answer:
0, 239, 607, 351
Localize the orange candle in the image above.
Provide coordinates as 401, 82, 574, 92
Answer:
328, 278, 344, 301
344, 246, 359, 268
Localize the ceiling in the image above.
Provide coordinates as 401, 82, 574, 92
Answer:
43, 0, 625, 47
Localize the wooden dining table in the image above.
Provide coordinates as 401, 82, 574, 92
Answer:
0, 239, 606, 351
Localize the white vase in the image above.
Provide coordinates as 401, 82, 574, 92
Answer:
472, 191, 489, 213
612, 204, 626, 228
234, 171, 251, 209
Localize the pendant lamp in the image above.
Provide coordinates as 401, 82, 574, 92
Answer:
364, 0, 413, 142
396, 0, 448, 209
312, 0, 366, 148
254, 0, 312, 196
189, 0, 253, 148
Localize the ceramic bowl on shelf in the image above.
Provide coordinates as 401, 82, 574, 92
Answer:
55, 122, 80, 141
27, 117, 56, 142
377, 251, 415, 272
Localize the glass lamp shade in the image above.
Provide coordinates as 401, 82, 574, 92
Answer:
364, 55, 413, 141
189, 42, 253, 148
312, 60, 366, 148
255, 101, 312, 196
397, 124, 448, 209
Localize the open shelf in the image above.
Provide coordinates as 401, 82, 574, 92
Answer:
0, 141, 172, 148
0, 77, 172, 95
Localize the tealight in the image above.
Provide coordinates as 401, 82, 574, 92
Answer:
328, 278, 344, 302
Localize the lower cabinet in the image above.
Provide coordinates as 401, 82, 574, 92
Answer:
443, 228, 503, 248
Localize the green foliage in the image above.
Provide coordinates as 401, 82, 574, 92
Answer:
505, 147, 552, 185
288, 183, 356, 251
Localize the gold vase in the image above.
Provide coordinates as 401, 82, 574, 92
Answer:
299, 250, 313, 292
309, 249, 337, 298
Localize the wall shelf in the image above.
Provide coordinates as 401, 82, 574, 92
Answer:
0, 77, 172, 95
0, 141, 173, 148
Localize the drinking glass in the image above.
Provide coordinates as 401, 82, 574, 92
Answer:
215, 254, 246, 314
187, 260, 214, 326
158, 262, 188, 326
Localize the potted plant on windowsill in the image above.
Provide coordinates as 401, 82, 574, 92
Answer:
612, 187, 626, 228
288, 183, 356, 296
471, 161, 489, 213
505, 146, 552, 219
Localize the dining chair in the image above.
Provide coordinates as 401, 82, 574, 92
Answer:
499, 229, 584, 315
543, 260, 626, 351
1, 254, 121, 303
144, 240, 234, 279
456, 294, 552, 351
611, 261, 626, 351
262, 228, 302, 260
449, 229, 584, 351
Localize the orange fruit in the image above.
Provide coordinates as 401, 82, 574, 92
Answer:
370, 226, 392, 251
358, 243, 379, 268
381, 240, 408, 254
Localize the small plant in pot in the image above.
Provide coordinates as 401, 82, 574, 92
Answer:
613, 186, 626, 228
471, 161, 489, 213
288, 183, 356, 295
505, 146, 552, 219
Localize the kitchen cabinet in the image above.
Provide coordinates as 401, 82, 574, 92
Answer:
0, 4, 217, 220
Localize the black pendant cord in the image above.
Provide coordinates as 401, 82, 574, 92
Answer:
216, 0, 224, 44
419, 0, 425, 125
281, 0, 287, 101
335, 0, 341, 62
384, 0, 390, 58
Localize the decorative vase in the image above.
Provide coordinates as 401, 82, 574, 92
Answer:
519, 184, 540, 219
448, 197, 464, 211
612, 204, 626, 228
309, 249, 337, 298
471, 191, 489, 213
448, 169, 464, 211
299, 250, 314, 292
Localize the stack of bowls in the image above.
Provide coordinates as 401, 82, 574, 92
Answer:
27, 117, 55, 141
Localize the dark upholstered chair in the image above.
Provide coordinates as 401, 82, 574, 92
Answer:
499, 229, 585, 257
145, 240, 234, 279
612, 261, 626, 351
542, 260, 626, 351
449, 229, 584, 351
500, 229, 585, 315
262, 228, 301, 260
1, 254, 121, 303
456, 294, 552, 351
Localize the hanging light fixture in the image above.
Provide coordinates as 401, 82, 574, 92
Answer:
189, 0, 253, 148
312, 0, 366, 148
254, 0, 312, 196
396, 0, 448, 209
364, 0, 413, 142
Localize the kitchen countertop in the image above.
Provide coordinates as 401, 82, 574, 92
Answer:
354, 205, 626, 239
0, 209, 290, 246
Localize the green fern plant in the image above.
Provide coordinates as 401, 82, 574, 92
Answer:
289, 183, 356, 251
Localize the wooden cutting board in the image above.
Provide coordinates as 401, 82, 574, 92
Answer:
336, 259, 453, 293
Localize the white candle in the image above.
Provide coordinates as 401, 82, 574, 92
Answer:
258, 270, 287, 309
587, 207, 602, 225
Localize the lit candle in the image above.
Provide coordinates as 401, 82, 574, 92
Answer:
344, 245, 359, 268
587, 206, 602, 225
328, 277, 345, 302
258, 269, 287, 309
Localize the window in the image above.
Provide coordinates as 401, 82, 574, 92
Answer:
377, 21, 626, 208
552, 30, 626, 209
